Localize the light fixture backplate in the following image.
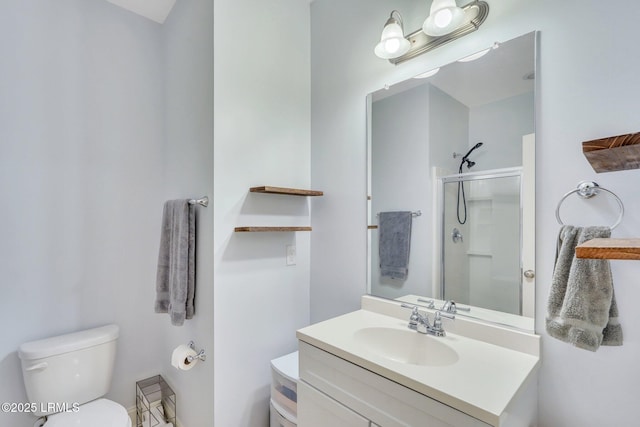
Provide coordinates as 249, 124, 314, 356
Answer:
389, 0, 489, 65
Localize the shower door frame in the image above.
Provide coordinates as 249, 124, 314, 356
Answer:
438, 167, 524, 315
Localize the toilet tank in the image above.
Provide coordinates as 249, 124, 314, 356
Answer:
18, 325, 119, 416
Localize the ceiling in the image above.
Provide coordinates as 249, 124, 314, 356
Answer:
105, 0, 176, 24
430, 32, 535, 107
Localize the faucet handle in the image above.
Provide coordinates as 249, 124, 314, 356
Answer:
436, 310, 455, 320
432, 310, 455, 335
401, 304, 421, 330
417, 298, 436, 309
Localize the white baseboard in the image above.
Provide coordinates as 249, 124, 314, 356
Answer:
127, 406, 184, 427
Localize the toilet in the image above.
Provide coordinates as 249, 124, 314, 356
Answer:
18, 324, 131, 427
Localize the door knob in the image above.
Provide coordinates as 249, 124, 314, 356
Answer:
523, 270, 535, 279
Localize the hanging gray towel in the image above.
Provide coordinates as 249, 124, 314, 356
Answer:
378, 211, 413, 280
155, 199, 196, 326
546, 225, 623, 351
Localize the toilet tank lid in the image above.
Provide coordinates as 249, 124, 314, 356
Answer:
19, 325, 119, 361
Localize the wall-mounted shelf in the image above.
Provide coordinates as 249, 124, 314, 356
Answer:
238, 186, 321, 233
583, 131, 640, 173
576, 238, 640, 260
250, 186, 323, 196
234, 226, 312, 232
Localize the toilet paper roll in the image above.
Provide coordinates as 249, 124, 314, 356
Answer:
171, 344, 198, 370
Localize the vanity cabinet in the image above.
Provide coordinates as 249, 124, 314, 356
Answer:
298, 342, 492, 427
298, 382, 369, 427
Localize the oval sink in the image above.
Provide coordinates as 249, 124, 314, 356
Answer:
353, 327, 459, 367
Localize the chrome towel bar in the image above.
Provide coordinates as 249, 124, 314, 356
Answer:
188, 196, 209, 207
555, 181, 624, 229
376, 210, 422, 217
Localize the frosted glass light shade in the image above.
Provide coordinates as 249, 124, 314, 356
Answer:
375, 16, 411, 59
457, 47, 491, 62
422, 0, 465, 36
413, 68, 440, 79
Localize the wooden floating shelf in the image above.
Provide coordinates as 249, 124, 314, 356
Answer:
576, 238, 640, 260
234, 226, 312, 232
583, 131, 640, 173
250, 186, 323, 197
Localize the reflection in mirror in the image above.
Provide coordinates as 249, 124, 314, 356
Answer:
441, 170, 522, 315
367, 32, 536, 331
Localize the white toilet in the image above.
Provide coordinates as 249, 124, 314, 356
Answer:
18, 324, 131, 427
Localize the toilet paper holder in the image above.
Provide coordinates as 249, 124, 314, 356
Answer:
187, 341, 206, 363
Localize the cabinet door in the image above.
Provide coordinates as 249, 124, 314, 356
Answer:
298, 381, 370, 427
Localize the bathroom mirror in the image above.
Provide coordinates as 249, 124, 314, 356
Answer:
366, 32, 536, 331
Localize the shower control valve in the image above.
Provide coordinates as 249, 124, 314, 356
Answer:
451, 228, 463, 243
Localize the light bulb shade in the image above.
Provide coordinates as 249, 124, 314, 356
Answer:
413, 67, 440, 79
457, 47, 491, 62
422, 0, 465, 36
375, 13, 411, 59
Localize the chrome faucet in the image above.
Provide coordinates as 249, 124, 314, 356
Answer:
401, 304, 455, 337
441, 300, 470, 314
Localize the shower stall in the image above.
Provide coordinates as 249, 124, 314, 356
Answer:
439, 167, 523, 315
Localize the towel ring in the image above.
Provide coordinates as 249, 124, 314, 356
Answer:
555, 181, 624, 229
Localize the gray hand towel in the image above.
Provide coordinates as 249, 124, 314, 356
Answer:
546, 225, 623, 351
155, 199, 196, 326
378, 211, 413, 280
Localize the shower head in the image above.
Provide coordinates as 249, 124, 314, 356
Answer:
461, 142, 484, 162
459, 142, 483, 172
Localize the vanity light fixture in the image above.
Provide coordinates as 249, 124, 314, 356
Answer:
423, 0, 465, 36
374, 11, 411, 59
375, 1, 489, 65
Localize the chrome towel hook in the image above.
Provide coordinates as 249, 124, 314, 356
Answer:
555, 181, 624, 229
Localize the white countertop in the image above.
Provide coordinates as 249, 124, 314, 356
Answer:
297, 309, 540, 426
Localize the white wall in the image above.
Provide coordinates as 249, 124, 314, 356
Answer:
0, 1, 166, 426
160, 1, 214, 426
429, 84, 470, 172
468, 92, 534, 170
369, 83, 469, 300
310, 0, 640, 425
370, 85, 431, 299
213, 0, 311, 425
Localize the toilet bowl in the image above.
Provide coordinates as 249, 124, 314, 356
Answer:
18, 325, 131, 427
43, 398, 131, 427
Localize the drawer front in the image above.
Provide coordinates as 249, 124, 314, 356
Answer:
298, 381, 370, 427
299, 342, 491, 427
270, 402, 297, 427
271, 378, 297, 418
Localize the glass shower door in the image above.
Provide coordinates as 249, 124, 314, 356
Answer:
441, 170, 522, 315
